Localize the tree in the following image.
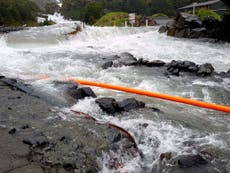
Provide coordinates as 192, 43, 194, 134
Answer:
80, 2, 104, 24
0, 0, 39, 26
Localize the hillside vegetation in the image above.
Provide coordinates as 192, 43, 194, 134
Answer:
61, 0, 208, 24
0, 0, 39, 26
94, 12, 128, 26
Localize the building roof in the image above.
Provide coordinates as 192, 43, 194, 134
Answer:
178, 0, 220, 10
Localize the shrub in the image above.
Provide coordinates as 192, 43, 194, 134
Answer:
196, 8, 221, 21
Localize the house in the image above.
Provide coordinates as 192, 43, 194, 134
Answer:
177, 0, 228, 15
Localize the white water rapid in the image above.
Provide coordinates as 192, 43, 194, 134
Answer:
0, 15, 230, 173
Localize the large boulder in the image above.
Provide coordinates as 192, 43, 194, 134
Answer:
96, 97, 146, 114
166, 60, 199, 76
160, 154, 222, 173
118, 52, 138, 66
197, 63, 215, 76
117, 98, 145, 111
172, 154, 207, 168
95, 98, 119, 114
74, 87, 97, 100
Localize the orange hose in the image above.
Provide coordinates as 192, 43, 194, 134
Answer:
35, 75, 230, 114
69, 79, 230, 114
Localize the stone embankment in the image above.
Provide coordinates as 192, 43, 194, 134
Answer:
159, 12, 230, 42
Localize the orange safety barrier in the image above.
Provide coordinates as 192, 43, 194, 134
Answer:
69, 79, 230, 114
36, 75, 230, 114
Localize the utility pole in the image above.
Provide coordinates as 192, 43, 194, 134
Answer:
193, 2, 198, 15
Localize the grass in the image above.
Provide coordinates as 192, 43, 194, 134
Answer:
94, 12, 129, 26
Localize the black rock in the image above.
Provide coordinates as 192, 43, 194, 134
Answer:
21, 124, 30, 129
159, 26, 167, 33
167, 66, 180, 76
95, 98, 119, 114
227, 69, 230, 75
67, 87, 97, 101
197, 63, 215, 76
118, 52, 138, 66
117, 98, 145, 111
190, 28, 206, 38
1, 78, 33, 94
173, 154, 208, 168
174, 29, 186, 38
8, 128, 17, 134
144, 60, 166, 67
102, 61, 113, 69
166, 60, 200, 76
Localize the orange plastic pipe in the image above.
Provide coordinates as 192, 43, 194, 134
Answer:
68, 79, 230, 114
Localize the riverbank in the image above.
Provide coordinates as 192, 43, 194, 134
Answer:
0, 77, 137, 172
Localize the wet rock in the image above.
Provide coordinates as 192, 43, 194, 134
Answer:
166, 60, 202, 76
21, 124, 30, 129
190, 28, 206, 38
102, 61, 113, 69
117, 98, 145, 111
159, 12, 230, 42
118, 52, 138, 66
167, 27, 176, 37
95, 98, 118, 114
8, 128, 17, 134
143, 60, 166, 67
96, 97, 146, 114
159, 26, 167, 33
1, 78, 33, 95
172, 154, 207, 168
67, 87, 97, 100
197, 63, 215, 76
160, 152, 172, 161
23, 133, 49, 148
164, 13, 202, 38
226, 69, 230, 77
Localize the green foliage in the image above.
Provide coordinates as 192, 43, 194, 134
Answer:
40, 19, 56, 26
80, 2, 104, 24
94, 12, 128, 26
45, 2, 60, 14
152, 13, 168, 18
61, 0, 89, 20
196, 8, 221, 21
0, 0, 39, 26
61, 0, 209, 22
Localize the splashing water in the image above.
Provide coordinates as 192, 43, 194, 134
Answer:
0, 14, 230, 172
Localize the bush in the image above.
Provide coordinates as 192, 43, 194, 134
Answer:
196, 8, 221, 21
94, 12, 129, 26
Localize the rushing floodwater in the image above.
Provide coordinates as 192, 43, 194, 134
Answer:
0, 15, 230, 172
